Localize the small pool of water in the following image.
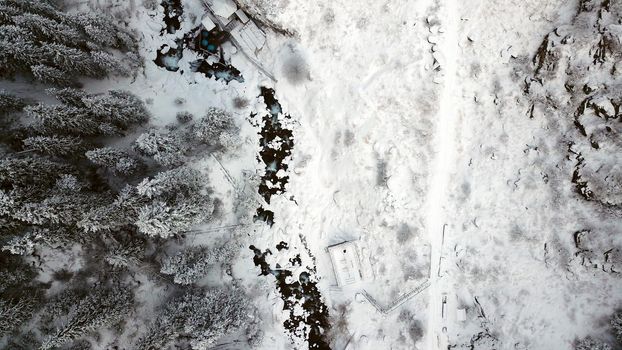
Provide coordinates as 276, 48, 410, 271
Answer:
153, 42, 183, 72
160, 0, 182, 34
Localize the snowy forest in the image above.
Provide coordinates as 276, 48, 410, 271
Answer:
0, 1, 261, 349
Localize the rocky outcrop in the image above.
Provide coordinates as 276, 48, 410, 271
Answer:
527, 1, 622, 209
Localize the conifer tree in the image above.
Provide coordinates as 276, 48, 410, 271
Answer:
0, 0, 137, 83
0, 297, 35, 336
29, 64, 75, 87
135, 166, 204, 199
134, 129, 188, 167
25, 104, 99, 136
22, 136, 83, 157
190, 108, 240, 147
86, 147, 141, 175
40, 286, 133, 350
160, 244, 236, 284
575, 337, 612, 350
612, 311, 622, 343
135, 199, 210, 239
83, 90, 150, 128
0, 90, 27, 114
136, 288, 250, 350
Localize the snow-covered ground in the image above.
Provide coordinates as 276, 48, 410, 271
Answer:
70, 0, 622, 348
247, 0, 622, 349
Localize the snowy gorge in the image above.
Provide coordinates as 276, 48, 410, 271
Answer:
0, 0, 621, 349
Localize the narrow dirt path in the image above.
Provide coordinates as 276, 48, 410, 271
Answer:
424, 0, 461, 348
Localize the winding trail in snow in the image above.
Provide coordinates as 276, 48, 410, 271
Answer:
424, 0, 461, 348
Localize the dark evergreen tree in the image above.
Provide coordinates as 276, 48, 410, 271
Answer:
575, 337, 612, 350
134, 129, 188, 167
22, 136, 84, 157
135, 198, 211, 239
190, 107, 240, 147
40, 285, 133, 349
86, 147, 141, 175
30, 64, 76, 87
0, 253, 41, 337
136, 288, 251, 350
160, 244, 237, 285
0, 90, 27, 114
0, 0, 137, 84
612, 311, 622, 343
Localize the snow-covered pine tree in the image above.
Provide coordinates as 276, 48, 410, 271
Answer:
78, 186, 146, 234
86, 147, 141, 175
0, 0, 137, 84
29, 64, 75, 87
0, 4, 21, 24
0, 90, 27, 115
10, 192, 94, 228
103, 238, 145, 269
135, 198, 211, 239
0, 298, 35, 336
0, 157, 72, 192
22, 136, 84, 157
0, 27, 41, 76
612, 311, 622, 342
190, 108, 240, 147
78, 204, 125, 234
136, 288, 251, 350
181, 288, 251, 350
0, 0, 64, 23
135, 166, 204, 200
11, 13, 82, 47
0, 253, 41, 336
133, 316, 177, 350
1, 230, 42, 255
45, 88, 88, 107
40, 286, 133, 350
89, 51, 130, 77
25, 104, 99, 136
83, 90, 150, 128
40, 43, 100, 78
0, 190, 14, 217
134, 129, 188, 167
66, 13, 136, 50
575, 337, 612, 350
55, 175, 82, 193
160, 244, 237, 285
12, 201, 59, 226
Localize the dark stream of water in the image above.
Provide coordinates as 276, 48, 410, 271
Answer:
251, 87, 294, 226
250, 88, 331, 349
250, 244, 331, 349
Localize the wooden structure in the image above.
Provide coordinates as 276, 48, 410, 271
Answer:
328, 241, 363, 287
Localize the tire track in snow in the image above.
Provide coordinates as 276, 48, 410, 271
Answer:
425, 0, 461, 348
